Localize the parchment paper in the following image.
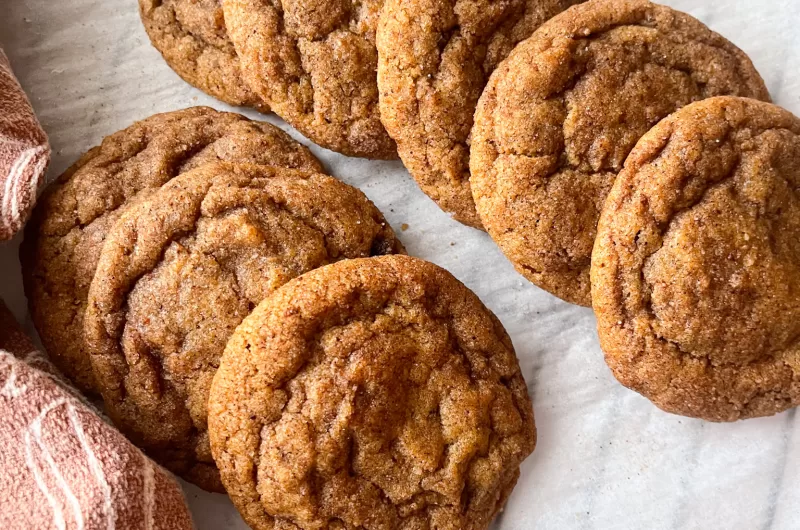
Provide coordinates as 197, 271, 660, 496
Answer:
1, 1, 799, 528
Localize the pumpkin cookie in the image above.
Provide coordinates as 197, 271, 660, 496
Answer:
209, 255, 536, 529
222, 0, 397, 159
84, 162, 403, 492
140, 0, 269, 111
470, 0, 770, 306
21, 107, 321, 395
592, 97, 800, 421
377, 0, 583, 228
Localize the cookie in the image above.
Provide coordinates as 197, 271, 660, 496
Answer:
140, 0, 269, 111
209, 255, 536, 529
377, 0, 582, 228
83, 162, 404, 492
592, 96, 800, 421
21, 107, 321, 396
222, 0, 397, 159
470, 0, 771, 306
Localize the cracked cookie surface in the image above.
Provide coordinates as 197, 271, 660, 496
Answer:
22, 107, 321, 396
140, 0, 269, 111
377, 0, 583, 229
470, 0, 770, 306
83, 163, 403, 492
222, 0, 397, 159
592, 97, 800, 421
209, 254, 535, 530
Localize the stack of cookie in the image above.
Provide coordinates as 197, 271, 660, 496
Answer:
139, 0, 587, 164
393, 0, 795, 422
20, 0, 800, 526
135, 0, 793, 424
592, 96, 800, 422
467, 0, 772, 306
461, 0, 800, 422
22, 106, 537, 528
380, 0, 800, 421
140, 0, 396, 159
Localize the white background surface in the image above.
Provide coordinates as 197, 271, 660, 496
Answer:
1, 1, 799, 528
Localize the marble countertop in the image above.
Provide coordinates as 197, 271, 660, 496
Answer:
2, 0, 799, 528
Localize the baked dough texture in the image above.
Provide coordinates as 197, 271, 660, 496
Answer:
139, 0, 270, 111
378, 0, 583, 228
22, 107, 321, 395
84, 162, 403, 491
223, 0, 397, 159
470, 0, 770, 306
209, 255, 536, 529
592, 97, 800, 421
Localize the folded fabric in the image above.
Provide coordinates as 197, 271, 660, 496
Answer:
0, 46, 50, 241
0, 300, 195, 530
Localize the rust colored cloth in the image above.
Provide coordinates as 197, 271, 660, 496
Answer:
0, 46, 50, 241
0, 300, 195, 530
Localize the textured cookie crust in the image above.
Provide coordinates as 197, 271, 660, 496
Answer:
84, 163, 403, 492
470, 0, 770, 306
209, 255, 536, 530
592, 97, 800, 422
223, 0, 397, 159
21, 107, 321, 395
377, 0, 582, 228
140, 0, 269, 111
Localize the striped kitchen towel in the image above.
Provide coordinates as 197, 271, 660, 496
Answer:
0, 301, 196, 530
0, 46, 50, 241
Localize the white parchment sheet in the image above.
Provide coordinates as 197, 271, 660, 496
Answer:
1, 1, 799, 528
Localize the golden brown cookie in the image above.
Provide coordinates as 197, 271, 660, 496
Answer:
21, 107, 321, 396
470, 0, 771, 306
592, 96, 800, 422
209, 254, 536, 529
84, 162, 404, 492
140, 0, 269, 111
377, 0, 583, 228
222, 0, 397, 159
